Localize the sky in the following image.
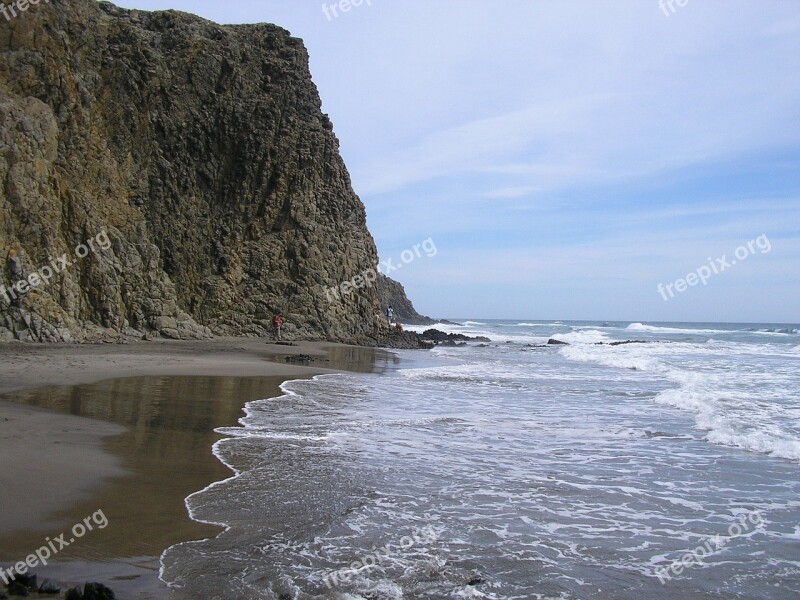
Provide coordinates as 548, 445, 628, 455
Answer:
114, 0, 800, 323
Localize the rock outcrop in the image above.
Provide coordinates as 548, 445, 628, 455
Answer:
420, 328, 490, 345
376, 275, 435, 326
0, 0, 426, 343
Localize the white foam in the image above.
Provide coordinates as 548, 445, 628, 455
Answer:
550, 329, 610, 344
751, 327, 800, 335
627, 323, 728, 335
401, 362, 550, 383
559, 344, 664, 373
213, 428, 330, 442
160, 373, 342, 587
560, 339, 800, 462
429, 346, 472, 358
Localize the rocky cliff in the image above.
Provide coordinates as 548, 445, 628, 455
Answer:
376, 275, 435, 326
0, 0, 426, 343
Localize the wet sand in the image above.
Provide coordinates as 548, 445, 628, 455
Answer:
0, 338, 396, 598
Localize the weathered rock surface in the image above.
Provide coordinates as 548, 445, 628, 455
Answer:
0, 0, 426, 345
365, 325, 434, 349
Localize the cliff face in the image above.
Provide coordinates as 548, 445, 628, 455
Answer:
0, 0, 422, 343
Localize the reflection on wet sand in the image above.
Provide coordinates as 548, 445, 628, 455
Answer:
266, 344, 400, 374
0, 344, 393, 598
1, 376, 297, 559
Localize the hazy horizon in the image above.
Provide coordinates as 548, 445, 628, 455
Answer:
434, 318, 800, 326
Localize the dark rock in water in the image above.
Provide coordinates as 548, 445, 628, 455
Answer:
7, 573, 36, 593
420, 329, 491, 344
644, 430, 678, 438
38, 579, 61, 594
6, 581, 29, 597
605, 340, 649, 346
82, 582, 115, 600
420, 329, 451, 342
274, 341, 298, 347
13, 573, 35, 591
467, 573, 484, 585
547, 338, 569, 345
64, 587, 82, 600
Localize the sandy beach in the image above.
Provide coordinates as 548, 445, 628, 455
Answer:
0, 338, 395, 599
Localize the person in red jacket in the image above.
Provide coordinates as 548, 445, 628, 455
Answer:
272, 312, 283, 341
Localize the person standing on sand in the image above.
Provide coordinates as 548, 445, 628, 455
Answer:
272, 312, 283, 341
387, 305, 394, 325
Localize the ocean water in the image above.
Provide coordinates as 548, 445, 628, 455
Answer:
161, 321, 800, 599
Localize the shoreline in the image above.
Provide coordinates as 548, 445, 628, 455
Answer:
0, 338, 397, 599
0, 337, 391, 396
